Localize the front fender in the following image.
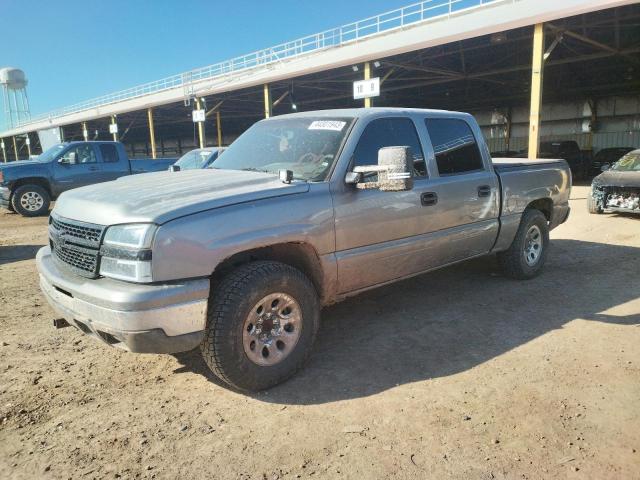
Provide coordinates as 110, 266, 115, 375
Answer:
1, 163, 53, 194
151, 185, 335, 282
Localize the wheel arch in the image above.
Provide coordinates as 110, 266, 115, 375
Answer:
525, 197, 553, 222
210, 242, 329, 303
10, 177, 53, 199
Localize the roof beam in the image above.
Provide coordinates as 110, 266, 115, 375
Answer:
381, 60, 463, 79
547, 23, 616, 53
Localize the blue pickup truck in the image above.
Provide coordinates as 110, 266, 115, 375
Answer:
0, 141, 175, 216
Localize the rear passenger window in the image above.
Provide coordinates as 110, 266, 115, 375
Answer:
425, 118, 484, 175
100, 144, 118, 163
352, 118, 426, 177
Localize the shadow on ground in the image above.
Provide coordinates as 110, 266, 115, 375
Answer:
173, 239, 640, 404
0, 244, 43, 266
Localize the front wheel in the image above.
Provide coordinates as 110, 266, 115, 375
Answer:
587, 194, 603, 214
200, 261, 320, 391
11, 185, 50, 217
498, 209, 549, 280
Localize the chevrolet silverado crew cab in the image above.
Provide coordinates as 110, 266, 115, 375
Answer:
0, 141, 175, 217
36, 108, 571, 391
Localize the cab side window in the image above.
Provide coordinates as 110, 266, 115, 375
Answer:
425, 118, 484, 175
61, 145, 97, 164
100, 144, 118, 163
352, 117, 427, 177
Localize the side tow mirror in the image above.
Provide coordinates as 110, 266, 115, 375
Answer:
59, 152, 77, 165
351, 146, 414, 192
345, 171, 361, 184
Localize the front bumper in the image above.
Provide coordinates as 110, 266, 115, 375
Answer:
0, 186, 10, 209
36, 246, 209, 354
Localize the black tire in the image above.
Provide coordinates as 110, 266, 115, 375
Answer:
587, 194, 603, 214
497, 209, 549, 280
11, 185, 50, 217
200, 261, 320, 391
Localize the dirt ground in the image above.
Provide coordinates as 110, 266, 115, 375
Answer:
0, 185, 638, 479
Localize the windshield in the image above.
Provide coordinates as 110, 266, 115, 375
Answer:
610, 152, 640, 172
37, 144, 66, 163
175, 149, 215, 170
595, 148, 631, 163
210, 117, 354, 181
539, 142, 561, 155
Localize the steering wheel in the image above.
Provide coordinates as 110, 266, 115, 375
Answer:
298, 152, 318, 164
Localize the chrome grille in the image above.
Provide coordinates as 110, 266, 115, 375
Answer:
50, 216, 103, 245
49, 214, 105, 277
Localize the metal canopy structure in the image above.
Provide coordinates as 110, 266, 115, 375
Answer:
1, 0, 638, 161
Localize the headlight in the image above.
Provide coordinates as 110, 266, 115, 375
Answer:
103, 224, 156, 249
99, 224, 157, 282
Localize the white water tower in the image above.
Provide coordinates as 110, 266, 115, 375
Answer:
1, 67, 31, 128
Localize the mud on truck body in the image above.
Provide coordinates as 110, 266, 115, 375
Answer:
36, 108, 571, 391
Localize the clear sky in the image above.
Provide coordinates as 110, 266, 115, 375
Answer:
1, 0, 414, 129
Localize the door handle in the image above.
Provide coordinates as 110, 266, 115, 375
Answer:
421, 192, 438, 206
88, 166, 99, 171
477, 185, 492, 197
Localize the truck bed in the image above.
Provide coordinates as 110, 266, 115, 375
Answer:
492, 156, 571, 235
492, 157, 566, 172
130, 158, 177, 174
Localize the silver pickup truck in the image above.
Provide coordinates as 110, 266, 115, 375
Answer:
36, 108, 571, 391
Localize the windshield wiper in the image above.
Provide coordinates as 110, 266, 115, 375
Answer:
240, 167, 271, 174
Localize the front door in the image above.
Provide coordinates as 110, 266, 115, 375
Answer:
333, 117, 446, 293
53, 144, 101, 195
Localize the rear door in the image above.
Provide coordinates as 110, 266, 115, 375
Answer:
419, 117, 500, 260
98, 143, 130, 181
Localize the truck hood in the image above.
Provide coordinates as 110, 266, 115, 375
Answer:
0, 159, 50, 182
53, 169, 310, 225
592, 170, 640, 189
0, 160, 42, 169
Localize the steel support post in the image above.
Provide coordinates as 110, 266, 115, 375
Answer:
505, 108, 512, 151
111, 115, 118, 141
216, 110, 223, 148
264, 84, 272, 118
586, 99, 597, 151
528, 23, 545, 159
82, 122, 89, 141
196, 98, 205, 149
12, 136, 18, 161
147, 107, 157, 159
364, 62, 372, 108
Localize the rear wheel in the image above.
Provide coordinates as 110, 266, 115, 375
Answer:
11, 185, 50, 217
498, 209, 549, 280
200, 261, 320, 391
587, 194, 603, 214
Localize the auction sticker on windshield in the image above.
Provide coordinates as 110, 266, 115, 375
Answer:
308, 120, 346, 131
